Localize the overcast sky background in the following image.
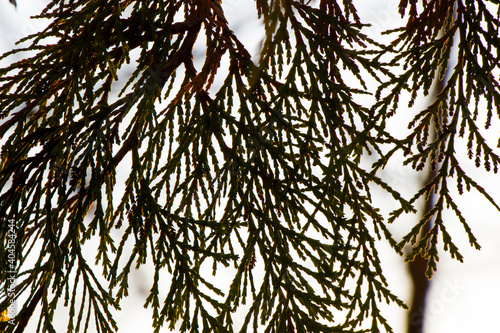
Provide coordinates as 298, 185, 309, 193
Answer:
1, 0, 500, 332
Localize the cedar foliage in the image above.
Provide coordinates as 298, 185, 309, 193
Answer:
0, 0, 499, 332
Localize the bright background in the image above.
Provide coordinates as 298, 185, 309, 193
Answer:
1, 0, 499, 332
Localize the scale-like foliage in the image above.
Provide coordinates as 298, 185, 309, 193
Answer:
372, 0, 500, 277
0, 0, 498, 332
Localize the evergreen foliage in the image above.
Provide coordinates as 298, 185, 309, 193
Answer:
0, 0, 499, 332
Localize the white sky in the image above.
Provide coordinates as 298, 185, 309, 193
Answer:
0, 0, 499, 332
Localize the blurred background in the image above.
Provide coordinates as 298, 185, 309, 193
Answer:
1, 0, 499, 332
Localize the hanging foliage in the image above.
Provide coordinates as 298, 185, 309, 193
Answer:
0, 0, 499, 332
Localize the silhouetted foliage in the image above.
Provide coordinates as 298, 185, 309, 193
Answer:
0, 0, 499, 332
